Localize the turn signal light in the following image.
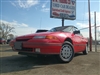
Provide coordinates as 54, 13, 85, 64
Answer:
45, 36, 58, 40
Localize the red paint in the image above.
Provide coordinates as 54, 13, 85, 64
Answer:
10, 26, 88, 55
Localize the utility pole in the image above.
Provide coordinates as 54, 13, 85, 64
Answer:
62, 18, 64, 27
94, 12, 97, 52
88, 0, 92, 51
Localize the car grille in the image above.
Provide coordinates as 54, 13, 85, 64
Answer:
16, 39, 30, 42
17, 48, 33, 52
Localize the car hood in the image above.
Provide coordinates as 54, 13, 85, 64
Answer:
16, 31, 71, 41
16, 32, 59, 39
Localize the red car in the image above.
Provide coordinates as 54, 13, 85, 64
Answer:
10, 26, 88, 63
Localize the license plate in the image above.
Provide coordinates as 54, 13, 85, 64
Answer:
14, 42, 22, 50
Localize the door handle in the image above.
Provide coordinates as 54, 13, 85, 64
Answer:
82, 38, 84, 39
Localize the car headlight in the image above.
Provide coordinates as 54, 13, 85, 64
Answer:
33, 35, 58, 40
33, 36, 46, 39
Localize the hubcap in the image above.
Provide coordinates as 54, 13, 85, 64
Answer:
60, 44, 73, 61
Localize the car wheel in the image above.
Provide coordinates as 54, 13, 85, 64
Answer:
59, 41, 74, 63
83, 45, 88, 55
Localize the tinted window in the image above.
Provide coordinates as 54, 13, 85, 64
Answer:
36, 30, 48, 33
48, 26, 77, 32
48, 28, 57, 32
73, 27, 78, 32
48, 26, 70, 32
62, 27, 73, 32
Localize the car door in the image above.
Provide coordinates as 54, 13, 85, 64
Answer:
62, 26, 83, 52
80, 34, 87, 51
72, 27, 84, 52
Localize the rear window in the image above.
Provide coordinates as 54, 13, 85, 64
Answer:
36, 30, 48, 33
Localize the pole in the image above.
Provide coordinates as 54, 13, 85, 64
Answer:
94, 12, 97, 52
88, 0, 92, 51
62, 18, 64, 27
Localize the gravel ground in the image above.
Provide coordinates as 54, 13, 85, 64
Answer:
0, 44, 100, 75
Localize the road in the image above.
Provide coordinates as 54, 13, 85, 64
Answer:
0, 44, 100, 75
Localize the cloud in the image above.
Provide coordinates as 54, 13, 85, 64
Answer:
21, 23, 29, 27
14, 27, 37, 36
95, 12, 100, 24
0, 20, 29, 28
76, 11, 100, 29
76, 22, 89, 28
76, 22, 100, 40
41, 0, 49, 12
0, 20, 37, 36
41, 8, 50, 12
85, 11, 100, 25
41, 0, 49, 8
42, 3, 46, 8
76, 11, 100, 39
11, 1, 17, 7
11, 0, 39, 8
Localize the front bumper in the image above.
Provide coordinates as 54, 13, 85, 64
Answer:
13, 41, 62, 54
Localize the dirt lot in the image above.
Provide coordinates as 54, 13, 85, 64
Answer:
0, 44, 100, 75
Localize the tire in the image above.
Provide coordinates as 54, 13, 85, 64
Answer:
83, 45, 88, 55
58, 41, 74, 63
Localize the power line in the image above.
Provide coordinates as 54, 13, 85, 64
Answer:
79, 25, 100, 30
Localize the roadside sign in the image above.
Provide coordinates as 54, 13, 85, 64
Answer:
50, 0, 76, 20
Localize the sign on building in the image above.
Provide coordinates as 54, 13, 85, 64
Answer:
50, 0, 76, 20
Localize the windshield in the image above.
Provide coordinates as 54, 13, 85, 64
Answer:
48, 26, 73, 32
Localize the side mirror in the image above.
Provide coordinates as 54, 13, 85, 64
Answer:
73, 30, 80, 34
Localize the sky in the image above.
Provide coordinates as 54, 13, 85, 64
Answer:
0, 0, 100, 40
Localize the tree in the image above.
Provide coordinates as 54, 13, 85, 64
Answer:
8, 34, 14, 39
0, 22, 15, 40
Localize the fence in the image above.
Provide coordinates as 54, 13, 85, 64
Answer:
80, 25, 100, 52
